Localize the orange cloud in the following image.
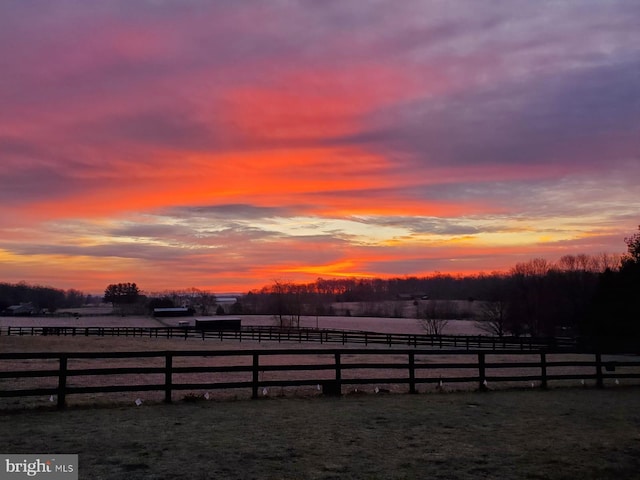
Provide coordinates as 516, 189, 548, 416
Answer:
12, 146, 403, 221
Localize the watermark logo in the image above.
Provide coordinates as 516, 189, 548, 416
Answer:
1, 456, 77, 480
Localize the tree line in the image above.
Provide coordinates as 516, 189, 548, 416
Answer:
241, 231, 639, 347
242, 253, 621, 329
0, 282, 89, 314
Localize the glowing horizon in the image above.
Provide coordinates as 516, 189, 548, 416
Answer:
1, 1, 638, 294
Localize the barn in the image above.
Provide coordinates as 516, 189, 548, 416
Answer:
194, 317, 241, 331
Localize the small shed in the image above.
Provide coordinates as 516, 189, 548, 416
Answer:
153, 307, 193, 317
195, 317, 241, 331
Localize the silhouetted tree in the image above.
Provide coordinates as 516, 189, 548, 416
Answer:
264, 280, 305, 328
148, 296, 175, 313
476, 300, 508, 337
474, 274, 510, 336
583, 226, 640, 351
624, 226, 640, 264
0, 282, 86, 313
104, 283, 140, 307
420, 300, 451, 335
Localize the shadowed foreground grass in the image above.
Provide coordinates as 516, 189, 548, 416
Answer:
2, 388, 640, 480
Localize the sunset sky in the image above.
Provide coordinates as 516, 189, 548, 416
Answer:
1, 1, 639, 294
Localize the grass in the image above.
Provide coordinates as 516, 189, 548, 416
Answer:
2, 388, 640, 479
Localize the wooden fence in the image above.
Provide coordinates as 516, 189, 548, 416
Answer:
1, 348, 638, 409
0, 325, 578, 351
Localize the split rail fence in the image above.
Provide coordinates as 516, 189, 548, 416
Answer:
0, 325, 578, 351
1, 348, 638, 409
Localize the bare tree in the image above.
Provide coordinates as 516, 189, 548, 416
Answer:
419, 300, 449, 335
269, 280, 303, 329
475, 300, 508, 337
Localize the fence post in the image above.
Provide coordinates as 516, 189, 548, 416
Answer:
164, 354, 173, 403
252, 354, 260, 399
57, 355, 68, 410
478, 353, 488, 391
335, 353, 342, 395
409, 353, 416, 394
540, 353, 548, 389
596, 353, 604, 388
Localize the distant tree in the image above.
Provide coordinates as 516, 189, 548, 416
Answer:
420, 300, 450, 335
475, 300, 508, 337
104, 283, 140, 307
64, 289, 86, 308
0, 282, 90, 314
473, 274, 510, 337
37, 286, 66, 313
216, 305, 225, 315
507, 258, 554, 336
148, 296, 175, 313
268, 280, 303, 328
583, 226, 640, 350
624, 225, 640, 264
230, 300, 243, 315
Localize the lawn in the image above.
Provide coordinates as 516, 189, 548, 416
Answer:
2, 388, 640, 480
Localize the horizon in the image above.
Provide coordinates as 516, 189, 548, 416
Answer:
1, 2, 639, 294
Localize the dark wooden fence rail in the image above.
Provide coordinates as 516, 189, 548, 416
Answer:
1, 349, 638, 409
0, 325, 578, 351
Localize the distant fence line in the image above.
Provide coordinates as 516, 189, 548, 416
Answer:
1, 348, 638, 409
0, 325, 579, 351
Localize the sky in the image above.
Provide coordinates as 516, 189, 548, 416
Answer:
1, 1, 639, 295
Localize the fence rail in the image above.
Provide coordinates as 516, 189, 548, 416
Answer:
1, 348, 638, 409
0, 325, 578, 351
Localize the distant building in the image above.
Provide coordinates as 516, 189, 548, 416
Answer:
153, 307, 194, 317
4, 302, 37, 316
195, 317, 241, 331
396, 293, 429, 301
215, 296, 238, 305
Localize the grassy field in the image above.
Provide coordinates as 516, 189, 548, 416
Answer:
2, 388, 640, 480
